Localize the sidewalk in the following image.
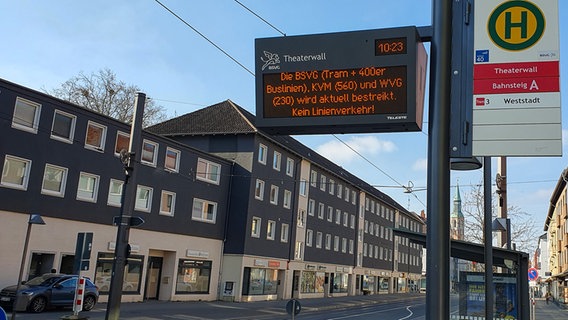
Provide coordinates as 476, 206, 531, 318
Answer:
534, 297, 567, 319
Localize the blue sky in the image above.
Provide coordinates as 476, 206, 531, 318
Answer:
1, 1, 566, 235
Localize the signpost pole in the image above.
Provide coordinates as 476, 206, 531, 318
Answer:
105, 93, 145, 320
426, 0, 452, 319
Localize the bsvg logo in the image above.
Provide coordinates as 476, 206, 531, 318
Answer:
487, 0, 545, 51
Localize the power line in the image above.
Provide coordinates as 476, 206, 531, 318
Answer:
154, 0, 255, 76
234, 0, 286, 36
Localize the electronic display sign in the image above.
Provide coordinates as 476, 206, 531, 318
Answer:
255, 26, 427, 135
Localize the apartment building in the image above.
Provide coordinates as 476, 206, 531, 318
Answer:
147, 100, 425, 301
544, 169, 568, 304
0, 78, 233, 303
0, 78, 424, 304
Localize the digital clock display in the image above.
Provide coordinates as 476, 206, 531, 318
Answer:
375, 37, 407, 56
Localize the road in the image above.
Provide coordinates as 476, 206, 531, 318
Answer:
4, 295, 427, 320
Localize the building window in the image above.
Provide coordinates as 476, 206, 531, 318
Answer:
320, 175, 326, 191
1, 155, 32, 190
77, 172, 99, 202
107, 179, 123, 206
85, 121, 107, 151
337, 184, 343, 198
318, 203, 325, 219
345, 187, 350, 202
251, 217, 261, 238
297, 209, 306, 227
343, 212, 349, 227
281, 223, 289, 242
273, 151, 281, 171
114, 131, 130, 155
300, 271, 325, 294
270, 185, 279, 205
299, 179, 307, 197
12, 97, 41, 133
267, 220, 276, 240
196, 158, 220, 184
95, 252, 142, 294
165, 147, 181, 172
192, 198, 217, 223
141, 139, 158, 166
350, 214, 356, 229
255, 179, 265, 200
327, 206, 333, 222
329, 179, 335, 195
352, 190, 357, 204
295, 241, 304, 260
286, 158, 294, 176
51, 110, 76, 143
316, 232, 323, 248
335, 209, 341, 225
176, 259, 212, 294
306, 229, 313, 247
310, 170, 317, 187
242, 268, 278, 296
308, 199, 315, 216
349, 240, 354, 254
334, 236, 340, 251
160, 190, 176, 216
258, 144, 267, 164
325, 234, 331, 250
41, 164, 68, 197
283, 189, 292, 209
135, 185, 153, 212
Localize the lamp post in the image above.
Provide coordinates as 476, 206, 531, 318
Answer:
11, 214, 45, 320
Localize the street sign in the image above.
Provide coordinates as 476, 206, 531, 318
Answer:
528, 267, 538, 281
255, 26, 427, 135
73, 232, 93, 274
472, 0, 561, 156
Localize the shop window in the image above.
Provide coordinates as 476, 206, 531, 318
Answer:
95, 252, 143, 294
331, 273, 349, 293
176, 259, 212, 294
300, 271, 325, 293
242, 267, 278, 295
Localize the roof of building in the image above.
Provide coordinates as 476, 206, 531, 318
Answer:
148, 99, 417, 220
450, 183, 464, 219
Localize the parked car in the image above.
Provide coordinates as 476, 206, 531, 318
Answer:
0, 274, 98, 313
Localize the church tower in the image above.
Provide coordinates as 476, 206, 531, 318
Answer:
450, 183, 464, 240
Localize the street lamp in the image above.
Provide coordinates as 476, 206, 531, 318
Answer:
11, 214, 45, 320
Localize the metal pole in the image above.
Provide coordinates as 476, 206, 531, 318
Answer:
10, 223, 32, 320
426, 0, 452, 319
498, 157, 508, 248
105, 93, 146, 320
483, 157, 494, 320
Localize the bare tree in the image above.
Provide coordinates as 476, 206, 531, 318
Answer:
48, 68, 167, 127
461, 182, 539, 254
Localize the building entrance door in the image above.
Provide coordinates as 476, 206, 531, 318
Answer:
144, 257, 163, 300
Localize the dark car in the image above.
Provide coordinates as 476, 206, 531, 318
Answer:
0, 274, 99, 313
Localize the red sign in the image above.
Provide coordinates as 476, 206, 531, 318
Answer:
474, 61, 559, 79
474, 77, 559, 95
